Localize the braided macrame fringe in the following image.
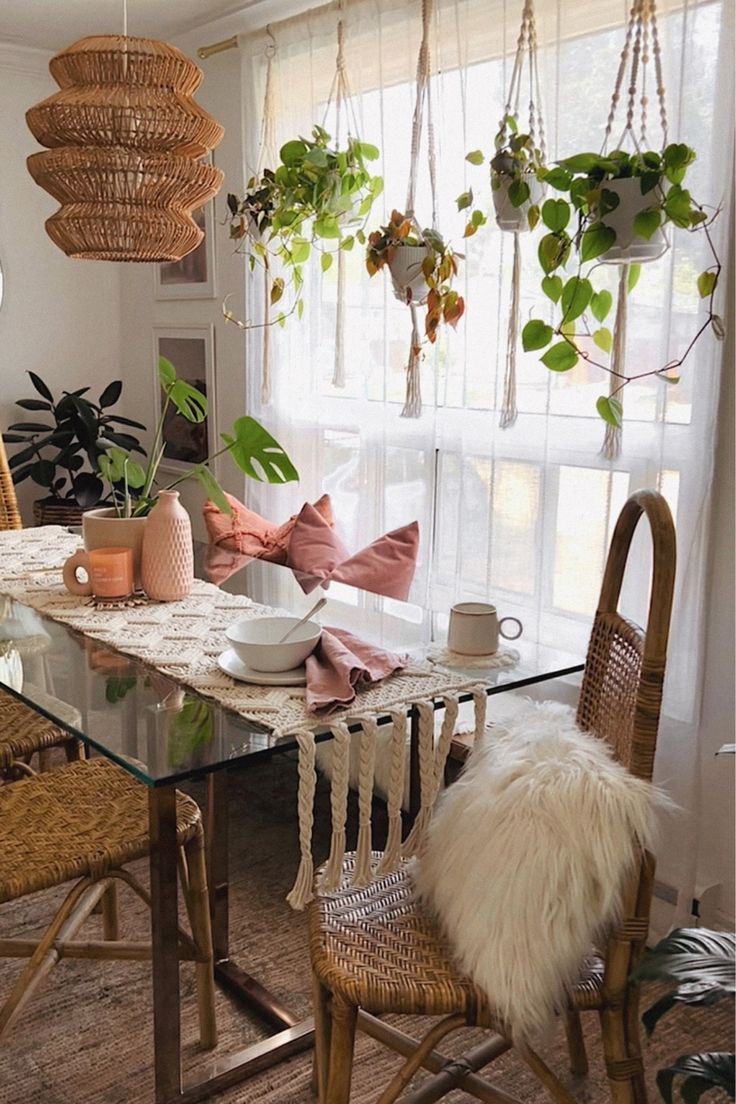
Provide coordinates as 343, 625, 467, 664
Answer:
500, 232, 521, 428
352, 716, 379, 887
261, 267, 272, 405
286, 728, 317, 910
332, 249, 347, 388
377, 709, 408, 875
401, 303, 423, 418
402, 695, 460, 858
319, 722, 351, 891
601, 265, 628, 460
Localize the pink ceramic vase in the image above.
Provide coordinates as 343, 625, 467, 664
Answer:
141, 491, 194, 602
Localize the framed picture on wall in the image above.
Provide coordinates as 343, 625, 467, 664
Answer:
153, 325, 215, 471
153, 192, 216, 300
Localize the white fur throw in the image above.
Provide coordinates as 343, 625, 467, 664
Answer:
414, 700, 664, 1041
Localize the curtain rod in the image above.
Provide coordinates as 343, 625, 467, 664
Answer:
198, 35, 239, 59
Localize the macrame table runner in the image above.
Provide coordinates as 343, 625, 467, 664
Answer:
0, 527, 487, 907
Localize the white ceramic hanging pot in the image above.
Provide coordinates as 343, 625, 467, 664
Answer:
596, 177, 670, 264
388, 244, 431, 305
492, 173, 546, 232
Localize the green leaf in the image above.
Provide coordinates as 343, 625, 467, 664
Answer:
593, 327, 613, 354
664, 185, 693, 228
541, 166, 573, 191
591, 289, 613, 323
169, 380, 207, 423
290, 239, 311, 264
314, 216, 340, 239
296, 298, 305, 320
633, 208, 661, 241
522, 320, 554, 351
538, 233, 570, 275
15, 398, 52, 412
456, 190, 473, 211
98, 380, 123, 408
31, 459, 55, 487
508, 179, 530, 208
465, 150, 484, 165
541, 342, 578, 372
27, 371, 54, 402
541, 275, 563, 303
658, 372, 681, 385
657, 1053, 734, 1104
192, 464, 232, 515
72, 472, 104, 507
321, 252, 333, 273
123, 458, 146, 489
280, 139, 307, 166
628, 263, 642, 293
357, 141, 380, 161
541, 198, 571, 232
527, 204, 540, 230
581, 222, 616, 262
561, 276, 593, 322
596, 395, 623, 427
222, 416, 299, 484
697, 271, 718, 298
558, 152, 604, 173
158, 356, 176, 388
340, 235, 354, 251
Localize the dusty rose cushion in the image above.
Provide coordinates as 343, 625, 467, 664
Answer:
203, 493, 334, 564
287, 502, 419, 601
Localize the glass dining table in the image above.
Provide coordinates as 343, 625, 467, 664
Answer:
0, 538, 584, 1104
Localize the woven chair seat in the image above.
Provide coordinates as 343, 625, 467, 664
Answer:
0, 688, 72, 771
0, 758, 200, 904
310, 854, 605, 1021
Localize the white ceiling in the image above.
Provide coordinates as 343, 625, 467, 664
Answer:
0, 0, 263, 53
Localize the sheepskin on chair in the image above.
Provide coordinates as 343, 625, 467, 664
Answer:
414, 699, 667, 1041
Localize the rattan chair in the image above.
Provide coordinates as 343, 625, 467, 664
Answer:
309, 489, 676, 1104
0, 757, 217, 1047
0, 436, 22, 532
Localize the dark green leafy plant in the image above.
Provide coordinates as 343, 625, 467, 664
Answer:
225, 125, 383, 327
2, 372, 146, 508
458, 114, 546, 236
636, 927, 735, 1102
521, 144, 723, 426
98, 357, 299, 518
167, 696, 213, 768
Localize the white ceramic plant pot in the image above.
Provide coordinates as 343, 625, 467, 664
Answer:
492, 173, 546, 232
596, 177, 670, 264
82, 508, 148, 590
388, 244, 431, 305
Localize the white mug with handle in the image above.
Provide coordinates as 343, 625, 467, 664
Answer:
447, 601, 523, 656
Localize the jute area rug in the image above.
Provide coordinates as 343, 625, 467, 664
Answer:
0, 753, 732, 1104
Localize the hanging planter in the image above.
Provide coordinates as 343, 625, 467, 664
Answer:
492, 171, 546, 233
520, 0, 722, 458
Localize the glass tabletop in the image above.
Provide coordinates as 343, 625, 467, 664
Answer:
0, 542, 584, 787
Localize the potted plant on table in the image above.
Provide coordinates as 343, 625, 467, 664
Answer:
2, 373, 146, 526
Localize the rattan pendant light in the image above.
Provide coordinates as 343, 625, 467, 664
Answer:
25, 35, 224, 262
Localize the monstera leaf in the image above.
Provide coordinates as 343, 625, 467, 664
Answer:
657, 1052, 735, 1103
221, 416, 299, 484
638, 928, 735, 1036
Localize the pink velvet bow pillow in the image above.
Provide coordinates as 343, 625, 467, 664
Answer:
287, 502, 419, 601
203, 493, 334, 565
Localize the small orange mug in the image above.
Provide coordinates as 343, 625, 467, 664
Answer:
63, 546, 134, 600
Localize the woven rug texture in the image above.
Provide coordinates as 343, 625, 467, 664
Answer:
0, 753, 732, 1104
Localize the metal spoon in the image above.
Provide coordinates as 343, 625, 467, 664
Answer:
278, 596, 328, 644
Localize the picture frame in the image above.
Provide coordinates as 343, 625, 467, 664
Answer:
153, 325, 216, 473
153, 191, 216, 300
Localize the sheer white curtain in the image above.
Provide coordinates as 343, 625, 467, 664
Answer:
238, 0, 732, 929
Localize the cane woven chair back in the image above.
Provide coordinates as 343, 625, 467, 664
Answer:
0, 435, 22, 531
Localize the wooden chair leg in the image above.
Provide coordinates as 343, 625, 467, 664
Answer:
599, 1008, 638, 1104
564, 1010, 588, 1075
624, 990, 648, 1104
325, 995, 358, 1104
516, 1042, 578, 1104
101, 882, 120, 940
312, 972, 332, 1100
183, 832, 218, 1050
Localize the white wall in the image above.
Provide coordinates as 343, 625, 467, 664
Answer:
0, 43, 123, 521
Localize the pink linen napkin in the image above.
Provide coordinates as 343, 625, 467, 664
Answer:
305, 626, 407, 715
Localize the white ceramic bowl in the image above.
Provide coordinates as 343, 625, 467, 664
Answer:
224, 616, 322, 673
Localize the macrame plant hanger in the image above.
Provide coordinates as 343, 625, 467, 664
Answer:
321, 6, 363, 389
599, 0, 668, 459
401, 0, 439, 419
498, 0, 546, 429
251, 32, 278, 404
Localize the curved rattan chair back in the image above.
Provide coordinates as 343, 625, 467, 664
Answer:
0, 436, 22, 531
576, 489, 676, 783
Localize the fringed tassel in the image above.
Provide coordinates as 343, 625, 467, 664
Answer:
377, 710, 409, 875
472, 686, 488, 741
601, 265, 628, 460
402, 700, 436, 858
352, 715, 379, 887
332, 249, 347, 388
499, 232, 521, 428
286, 729, 317, 910
401, 302, 423, 419
261, 267, 272, 405
319, 722, 351, 892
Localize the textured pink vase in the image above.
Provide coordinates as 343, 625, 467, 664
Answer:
141, 491, 194, 601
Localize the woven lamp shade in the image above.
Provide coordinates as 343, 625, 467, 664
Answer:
26, 36, 224, 262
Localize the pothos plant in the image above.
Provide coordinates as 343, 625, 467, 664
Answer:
458, 114, 546, 236
365, 210, 465, 341
225, 125, 383, 327
98, 356, 298, 518
520, 143, 723, 426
